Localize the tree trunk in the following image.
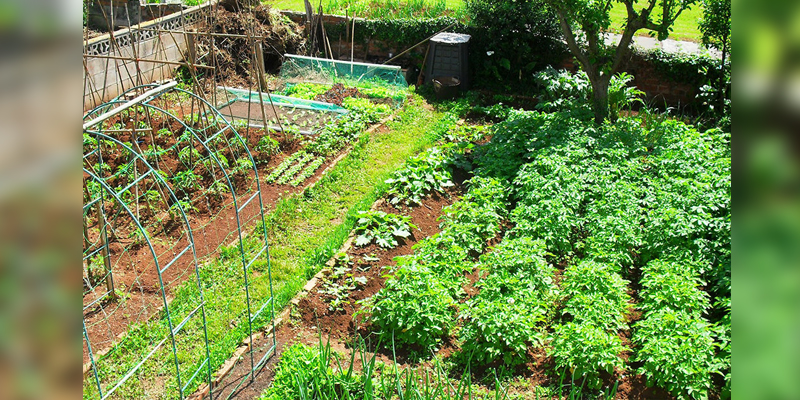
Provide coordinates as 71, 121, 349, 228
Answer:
589, 73, 610, 124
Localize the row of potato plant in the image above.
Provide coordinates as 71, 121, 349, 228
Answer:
458, 237, 557, 366
633, 258, 717, 399
549, 260, 631, 389
640, 122, 731, 396
473, 108, 729, 397
362, 115, 507, 350
367, 174, 508, 352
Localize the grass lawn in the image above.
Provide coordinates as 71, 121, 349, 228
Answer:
268, 0, 701, 42
608, 1, 703, 42
268, 0, 465, 15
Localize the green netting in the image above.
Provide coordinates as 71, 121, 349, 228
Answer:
215, 86, 349, 134
279, 54, 408, 88
220, 87, 349, 114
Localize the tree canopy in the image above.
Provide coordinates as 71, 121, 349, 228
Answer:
544, 0, 698, 123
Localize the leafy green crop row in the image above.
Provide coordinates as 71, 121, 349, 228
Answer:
368, 174, 509, 352
353, 210, 417, 248
470, 107, 729, 396
290, 156, 326, 187
274, 152, 315, 185
267, 150, 307, 183
633, 259, 717, 399
283, 83, 331, 100
306, 113, 370, 157
549, 261, 631, 389
458, 237, 556, 365
384, 146, 456, 205
342, 97, 392, 124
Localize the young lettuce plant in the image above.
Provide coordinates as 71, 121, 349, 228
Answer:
385, 147, 455, 206
353, 210, 417, 249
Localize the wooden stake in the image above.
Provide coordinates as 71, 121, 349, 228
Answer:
350, 13, 356, 71
319, 5, 334, 60
185, 29, 197, 66
96, 202, 116, 300
254, 42, 267, 90
417, 44, 430, 87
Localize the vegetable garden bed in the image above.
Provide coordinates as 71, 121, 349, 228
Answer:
245, 105, 730, 400
82, 80, 407, 395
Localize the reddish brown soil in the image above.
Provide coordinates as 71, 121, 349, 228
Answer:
314, 84, 363, 106
205, 187, 463, 399
207, 326, 295, 400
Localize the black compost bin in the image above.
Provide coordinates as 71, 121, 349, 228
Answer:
424, 32, 471, 91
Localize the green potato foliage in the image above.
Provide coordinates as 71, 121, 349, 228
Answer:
369, 265, 456, 351
458, 237, 556, 365
558, 261, 631, 332
634, 311, 717, 399
633, 258, 716, 399
549, 323, 627, 389
639, 259, 711, 318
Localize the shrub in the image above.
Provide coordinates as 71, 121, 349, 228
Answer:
534, 67, 643, 120
465, 0, 564, 84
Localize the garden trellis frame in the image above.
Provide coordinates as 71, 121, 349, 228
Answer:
82, 82, 276, 399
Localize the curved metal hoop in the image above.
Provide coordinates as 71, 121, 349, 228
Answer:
82, 83, 276, 399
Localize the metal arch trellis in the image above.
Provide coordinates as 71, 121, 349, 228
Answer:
82, 143, 211, 399
82, 82, 277, 399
